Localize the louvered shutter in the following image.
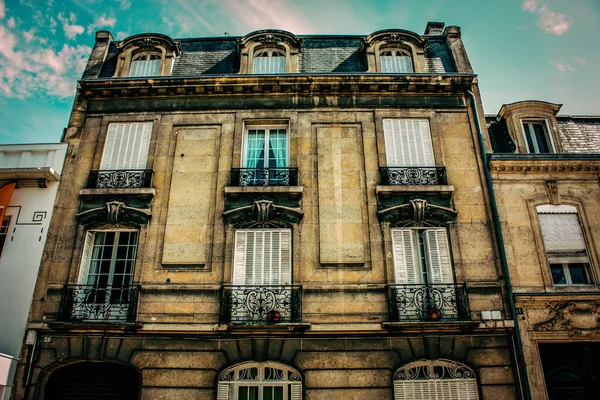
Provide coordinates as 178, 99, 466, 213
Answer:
395, 380, 479, 400
423, 228, 453, 284
391, 229, 421, 284
100, 123, 152, 170
217, 383, 230, 400
279, 230, 292, 285
77, 231, 94, 284
233, 229, 292, 285
383, 119, 435, 167
290, 383, 302, 400
538, 213, 587, 254
233, 231, 248, 285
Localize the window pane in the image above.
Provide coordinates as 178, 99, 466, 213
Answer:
238, 386, 258, 400
550, 264, 567, 284
245, 130, 266, 168
569, 264, 589, 284
523, 123, 537, 152
533, 123, 550, 153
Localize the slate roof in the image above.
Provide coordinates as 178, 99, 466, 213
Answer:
97, 34, 457, 78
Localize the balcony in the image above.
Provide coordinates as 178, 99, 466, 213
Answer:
379, 166, 447, 186
58, 284, 140, 323
230, 167, 298, 187
219, 285, 302, 325
387, 283, 470, 322
86, 169, 153, 189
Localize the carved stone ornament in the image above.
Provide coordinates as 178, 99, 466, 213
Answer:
384, 33, 403, 43
223, 198, 303, 228
76, 201, 151, 228
545, 180, 561, 205
135, 38, 160, 48
533, 301, 600, 337
258, 34, 281, 45
377, 198, 457, 226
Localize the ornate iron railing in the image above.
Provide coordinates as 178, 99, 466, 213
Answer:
220, 285, 302, 324
387, 283, 470, 322
379, 167, 447, 185
87, 169, 153, 189
59, 284, 140, 322
230, 168, 298, 187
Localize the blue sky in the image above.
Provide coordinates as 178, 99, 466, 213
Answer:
0, 0, 598, 144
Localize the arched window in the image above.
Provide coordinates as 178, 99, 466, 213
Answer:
380, 49, 413, 73
218, 361, 302, 400
394, 359, 479, 400
253, 49, 286, 74
129, 52, 161, 77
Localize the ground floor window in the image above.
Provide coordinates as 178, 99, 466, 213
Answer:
218, 361, 302, 400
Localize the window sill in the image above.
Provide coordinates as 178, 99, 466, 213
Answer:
219, 322, 311, 332
79, 188, 156, 196
382, 320, 478, 332
376, 184, 454, 196
48, 320, 144, 331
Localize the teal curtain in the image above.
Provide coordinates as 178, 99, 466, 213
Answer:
268, 129, 287, 168
245, 130, 265, 168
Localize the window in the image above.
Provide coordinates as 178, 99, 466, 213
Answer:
74, 230, 138, 319
537, 205, 592, 285
242, 125, 288, 185
394, 359, 479, 400
100, 123, 152, 170
380, 49, 413, 73
383, 119, 434, 167
522, 120, 553, 153
129, 52, 161, 77
253, 49, 286, 74
0, 217, 10, 258
218, 362, 302, 400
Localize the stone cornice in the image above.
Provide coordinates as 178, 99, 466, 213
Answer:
489, 158, 600, 174
78, 74, 475, 99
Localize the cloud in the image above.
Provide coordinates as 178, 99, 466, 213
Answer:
58, 12, 84, 39
23, 28, 35, 42
87, 15, 116, 34
550, 61, 576, 72
522, 0, 537, 13
538, 5, 571, 35
115, 31, 130, 40
117, 0, 131, 10
0, 0, 4, 19
221, 0, 316, 34
7, 17, 15, 27
575, 57, 587, 65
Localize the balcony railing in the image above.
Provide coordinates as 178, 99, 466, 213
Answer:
230, 168, 298, 187
387, 283, 470, 322
220, 285, 302, 325
87, 169, 153, 189
379, 167, 447, 185
59, 284, 140, 322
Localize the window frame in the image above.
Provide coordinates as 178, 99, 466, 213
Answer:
218, 361, 302, 400
241, 123, 290, 170
129, 51, 162, 77
379, 48, 414, 73
520, 119, 555, 153
252, 47, 287, 74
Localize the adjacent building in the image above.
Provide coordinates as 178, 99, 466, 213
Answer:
0, 143, 67, 400
487, 104, 600, 399
12, 23, 522, 399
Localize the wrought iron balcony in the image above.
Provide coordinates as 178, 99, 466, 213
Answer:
87, 169, 153, 189
387, 283, 470, 322
230, 168, 298, 187
379, 166, 447, 185
59, 284, 140, 322
220, 285, 302, 325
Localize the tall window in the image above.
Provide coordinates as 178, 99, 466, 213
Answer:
242, 125, 288, 185
380, 49, 413, 73
537, 205, 592, 285
100, 123, 152, 170
253, 49, 286, 74
0, 217, 10, 258
383, 119, 434, 167
218, 361, 302, 400
129, 52, 161, 77
394, 359, 479, 400
522, 120, 553, 153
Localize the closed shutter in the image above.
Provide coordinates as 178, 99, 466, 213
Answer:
233, 230, 247, 285
290, 383, 302, 400
383, 119, 435, 167
77, 231, 94, 284
100, 123, 152, 170
538, 213, 586, 253
423, 228, 453, 284
217, 383, 230, 400
233, 229, 292, 285
391, 229, 421, 284
395, 379, 479, 400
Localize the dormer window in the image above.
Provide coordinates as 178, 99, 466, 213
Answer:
129, 52, 161, 77
253, 49, 286, 74
380, 49, 413, 73
522, 120, 553, 153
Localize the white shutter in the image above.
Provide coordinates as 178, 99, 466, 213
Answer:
100, 123, 152, 170
383, 119, 434, 167
279, 230, 292, 285
77, 231, 94, 284
391, 229, 421, 284
233, 231, 247, 285
234, 229, 292, 286
217, 383, 230, 400
290, 383, 302, 400
538, 213, 586, 253
423, 228, 453, 284
395, 380, 478, 400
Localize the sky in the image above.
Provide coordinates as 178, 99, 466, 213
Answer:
0, 0, 598, 144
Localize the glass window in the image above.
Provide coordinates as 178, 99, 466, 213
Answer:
129, 52, 161, 77
242, 126, 288, 185
253, 50, 285, 74
218, 362, 302, 400
522, 121, 552, 153
380, 50, 413, 73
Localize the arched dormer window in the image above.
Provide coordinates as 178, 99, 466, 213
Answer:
115, 33, 181, 78
393, 359, 479, 399
380, 49, 413, 73
129, 52, 161, 77
238, 30, 302, 74
218, 361, 302, 400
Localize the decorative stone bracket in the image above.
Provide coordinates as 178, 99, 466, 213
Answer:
533, 301, 600, 337
76, 200, 151, 228
223, 198, 303, 228
377, 198, 457, 225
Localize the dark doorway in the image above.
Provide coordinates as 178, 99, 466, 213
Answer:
539, 343, 600, 400
45, 361, 140, 400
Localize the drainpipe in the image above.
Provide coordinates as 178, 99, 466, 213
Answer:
465, 90, 532, 400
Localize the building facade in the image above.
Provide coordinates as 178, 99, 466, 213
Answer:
13, 23, 521, 399
487, 104, 600, 399
0, 143, 67, 400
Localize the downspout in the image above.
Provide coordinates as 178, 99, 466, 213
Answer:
465, 90, 532, 400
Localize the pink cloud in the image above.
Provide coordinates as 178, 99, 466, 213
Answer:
0, 0, 5, 20
23, 28, 35, 42
221, 0, 316, 34
87, 15, 116, 34
522, 0, 537, 13
575, 57, 587, 65
7, 17, 15, 27
550, 61, 576, 72
58, 12, 84, 39
538, 5, 571, 35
